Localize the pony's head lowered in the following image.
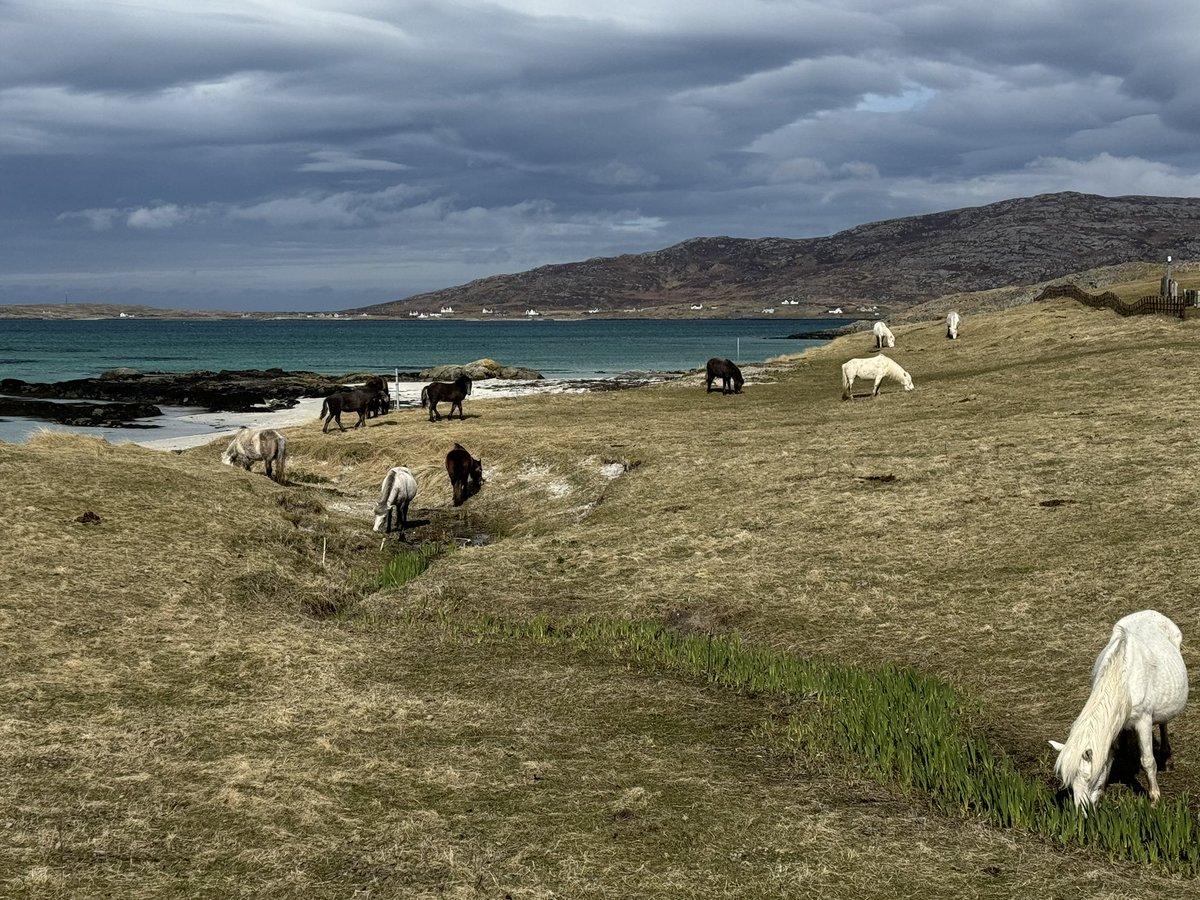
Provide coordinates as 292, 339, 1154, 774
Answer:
220, 426, 251, 466
1049, 739, 1106, 809
899, 369, 914, 391
1048, 630, 1131, 810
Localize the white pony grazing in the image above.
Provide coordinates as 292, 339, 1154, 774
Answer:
373, 466, 419, 536
220, 426, 287, 483
946, 310, 961, 340
872, 320, 895, 349
840, 355, 913, 400
1049, 610, 1188, 810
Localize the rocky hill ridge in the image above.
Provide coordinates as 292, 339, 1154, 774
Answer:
353, 192, 1200, 317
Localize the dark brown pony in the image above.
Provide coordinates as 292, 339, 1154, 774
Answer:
320, 387, 386, 432
364, 375, 391, 418
705, 358, 744, 394
445, 442, 483, 506
421, 374, 473, 421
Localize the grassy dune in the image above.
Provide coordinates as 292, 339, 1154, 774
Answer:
4, 296, 1200, 897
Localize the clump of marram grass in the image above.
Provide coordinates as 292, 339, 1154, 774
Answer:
449, 612, 1200, 873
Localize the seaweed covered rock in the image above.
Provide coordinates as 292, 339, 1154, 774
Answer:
420, 359, 543, 381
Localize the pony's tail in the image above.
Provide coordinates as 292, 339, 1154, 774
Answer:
840, 366, 852, 400
319, 399, 329, 419
420, 386, 429, 408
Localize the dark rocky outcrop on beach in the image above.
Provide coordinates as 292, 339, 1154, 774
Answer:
348, 192, 1200, 317
785, 323, 871, 340
0, 396, 164, 428
0, 369, 369, 415
1, 362, 550, 422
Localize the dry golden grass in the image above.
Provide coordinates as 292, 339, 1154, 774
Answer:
5, 296, 1200, 896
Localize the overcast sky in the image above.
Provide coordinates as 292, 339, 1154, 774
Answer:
4, 0, 1200, 311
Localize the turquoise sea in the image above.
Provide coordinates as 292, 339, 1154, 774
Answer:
0, 316, 845, 445
0, 316, 843, 383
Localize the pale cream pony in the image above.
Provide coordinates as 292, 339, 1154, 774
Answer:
840, 355, 913, 400
1050, 610, 1188, 810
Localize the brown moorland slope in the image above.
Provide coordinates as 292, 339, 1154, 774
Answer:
4, 296, 1200, 896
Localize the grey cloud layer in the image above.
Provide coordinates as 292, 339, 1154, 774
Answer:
2, 0, 1199, 309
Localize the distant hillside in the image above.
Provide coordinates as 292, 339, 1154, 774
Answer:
351, 192, 1200, 318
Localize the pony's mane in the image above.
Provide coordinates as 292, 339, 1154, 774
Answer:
1055, 631, 1133, 785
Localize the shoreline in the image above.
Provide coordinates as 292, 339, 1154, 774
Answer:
2, 371, 693, 452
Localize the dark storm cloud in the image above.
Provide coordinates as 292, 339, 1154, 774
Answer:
1, 0, 1199, 310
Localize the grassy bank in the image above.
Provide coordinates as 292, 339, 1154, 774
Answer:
4, 296, 1200, 897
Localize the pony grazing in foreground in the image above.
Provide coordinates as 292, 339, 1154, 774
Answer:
445, 442, 484, 506
946, 310, 961, 340
373, 466, 419, 537
421, 374, 473, 421
1050, 610, 1188, 810
705, 357, 744, 394
221, 426, 287, 483
840, 355, 913, 400
872, 321, 895, 349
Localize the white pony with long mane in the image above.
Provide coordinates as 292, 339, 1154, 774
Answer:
872, 320, 895, 349
841, 355, 913, 400
946, 310, 961, 340
220, 426, 287, 483
1050, 610, 1188, 809
373, 466, 419, 537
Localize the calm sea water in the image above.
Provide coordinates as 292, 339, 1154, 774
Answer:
0, 316, 843, 382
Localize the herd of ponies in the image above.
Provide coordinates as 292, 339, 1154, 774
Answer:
224, 368, 487, 535
220, 307, 1190, 812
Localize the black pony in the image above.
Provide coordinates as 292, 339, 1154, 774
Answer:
320, 387, 386, 432
445, 442, 484, 506
364, 375, 391, 418
421, 374, 473, 421
705, 358, 744, 394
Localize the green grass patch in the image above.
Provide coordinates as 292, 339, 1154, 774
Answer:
427, 611, 1200, 873
379, 543, 444, 589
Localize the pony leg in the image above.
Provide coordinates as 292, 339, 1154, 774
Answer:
1159, 723, 1174, 771
1135, 719, 1161, 803
873, 375, 883, 397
